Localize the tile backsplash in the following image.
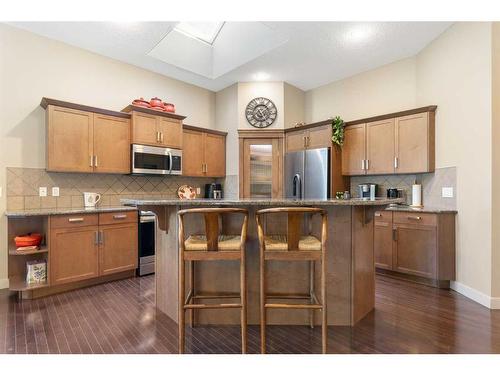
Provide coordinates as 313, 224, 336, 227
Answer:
350, 166, 457, 209
6, 167, 215, 210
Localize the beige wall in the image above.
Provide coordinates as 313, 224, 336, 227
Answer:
284, 83, 305, 128
416, 22, 493, 298
304, 22, 498, 302
215, 84, 239, 176
305, 57, 417, 123
0, 24, 216, 287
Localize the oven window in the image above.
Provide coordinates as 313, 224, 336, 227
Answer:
134, 152, 169, 170
139, 221, 155, 258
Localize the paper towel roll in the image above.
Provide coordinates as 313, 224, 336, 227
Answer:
411, 184, 422, 207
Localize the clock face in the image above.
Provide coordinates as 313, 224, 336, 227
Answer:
245, 97, 277, 128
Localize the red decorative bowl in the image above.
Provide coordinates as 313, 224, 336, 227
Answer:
150, 97, 163, 108
163, 102, 175, 113
132, 97, 151, 108
15, 233, 43, 248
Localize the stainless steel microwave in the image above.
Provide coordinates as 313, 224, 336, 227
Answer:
131, 144, 182, 175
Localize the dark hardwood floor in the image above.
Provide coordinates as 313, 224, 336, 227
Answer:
1, 274, 499, 354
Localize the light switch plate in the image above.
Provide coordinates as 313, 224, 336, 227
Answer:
196, 187, 201, 195
0, 187, 2, 197
442, 187, 454, 198
39, 187, 47, 197
52, 187, 60, 197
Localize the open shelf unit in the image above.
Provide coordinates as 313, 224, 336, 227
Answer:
8, 216, 50, 294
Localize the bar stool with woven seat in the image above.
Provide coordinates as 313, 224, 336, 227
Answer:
178, 207, 249, 354
256, 207, 328, 354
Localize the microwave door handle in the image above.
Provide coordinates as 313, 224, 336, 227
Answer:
168, 151, 173, 175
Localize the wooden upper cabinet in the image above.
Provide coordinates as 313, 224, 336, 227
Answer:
47, 105, 94, 173
204, 133, 226, 177
366, 118, 395, 175
286, 130, 306, 152
182, 129, 205, 176
93, 114, 130, 174
50, 224, 99, 285
182, 128, 226, 177
131, 111, 183, 149
157, 118, 182, 149
342, 123, 366, 176
395, 112, 435, 174
131, 112, 158, 146
307, 124, 332, 149
99, 222, 138, 276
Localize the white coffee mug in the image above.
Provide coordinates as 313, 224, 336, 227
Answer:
83, 192, 101, 208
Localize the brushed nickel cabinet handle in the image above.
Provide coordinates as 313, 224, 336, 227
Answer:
113, 214, 127, 219
366, 159, 369, 170
408, 216, 422, 221
160, 132, 164, 143
90, 156, 93, 167
68, 217, 84, 223
394, 157, 398, 169
392, 228, 397, 241
361, 160, 364, 170
94, 231, 99, 245
100, 230, 104, 246
94, 155, 98, 167
156, 132, 160, 143
374, 212, 382, 217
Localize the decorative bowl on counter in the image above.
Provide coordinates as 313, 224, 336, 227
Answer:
149, 97, 164, 108
132, 97, 151, 108
177, 185, 197, 200
163, 102, 175, 113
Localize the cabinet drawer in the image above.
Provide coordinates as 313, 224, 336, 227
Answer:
393, 212, 437, 226
374, 210, 392, 223
99, 210, 138, 225
51, 214, 98, 229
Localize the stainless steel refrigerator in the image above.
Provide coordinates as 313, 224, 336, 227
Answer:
285, 148, 330, 199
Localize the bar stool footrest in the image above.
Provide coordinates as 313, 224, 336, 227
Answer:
264, 303, 323, 309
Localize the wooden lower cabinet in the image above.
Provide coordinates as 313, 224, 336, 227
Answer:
50, 212, 138, 286
374, 210, 455, 285
50, 225, 99, 285
99, 223, 138, 276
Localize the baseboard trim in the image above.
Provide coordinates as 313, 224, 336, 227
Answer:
0, 278, 9, 290
450, 281, 500, 309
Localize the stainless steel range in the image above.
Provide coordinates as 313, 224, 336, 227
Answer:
138, 211, 156, 276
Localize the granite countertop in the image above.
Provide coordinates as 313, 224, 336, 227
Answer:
5, 206, 137, 218
121, 197, 405, 207
384, 205, 457, 214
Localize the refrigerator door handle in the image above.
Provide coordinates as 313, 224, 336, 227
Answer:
293, 173, 302, 199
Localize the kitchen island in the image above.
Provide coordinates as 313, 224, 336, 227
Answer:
122, 198, 402, 326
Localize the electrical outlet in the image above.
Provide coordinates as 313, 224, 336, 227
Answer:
52, 187, 60, 197
0, 187, 2, 198
442, 187, 454, 198
196, 187, 201, 195
39, 187, 47, 197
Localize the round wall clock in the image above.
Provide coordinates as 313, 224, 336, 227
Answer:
245, 97, 277, 128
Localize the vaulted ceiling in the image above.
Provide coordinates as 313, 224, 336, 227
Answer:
8, 22, 451, 91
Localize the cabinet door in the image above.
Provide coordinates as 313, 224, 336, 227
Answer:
93, 114, 130, 174
374, 211, 393, 270
286, 131, 306, 152
342, 123, 366, 176
307, 125, 332, 149
393, 223, 437, 278
99, 223, 138, 276
204, 133, 226, 177
131, 112, 159, 146
395, 112, 433, 173
366, 118, 395, 175
47, 105, 93, 172
50, 226, 99, 285
157, 117, 182, 149
182, 129, 205, 176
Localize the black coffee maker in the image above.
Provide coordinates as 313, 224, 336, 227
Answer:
204, 183, 223, 199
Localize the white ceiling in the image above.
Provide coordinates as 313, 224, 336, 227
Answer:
8, 22, 451, 92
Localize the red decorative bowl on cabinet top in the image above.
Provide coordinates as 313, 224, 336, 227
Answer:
163, 102, 175, 113
132, 97, 151, 108
149, 97, 163, 108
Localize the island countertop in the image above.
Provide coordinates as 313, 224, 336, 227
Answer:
121, 197, 404, 207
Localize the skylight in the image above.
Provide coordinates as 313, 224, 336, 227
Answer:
174, 22, 224, 45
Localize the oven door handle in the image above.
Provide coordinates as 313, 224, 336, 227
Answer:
168, 151, 173, 175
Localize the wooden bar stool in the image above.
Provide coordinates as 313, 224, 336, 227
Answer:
177, 207, 249, 354
256, 207, 328, 354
